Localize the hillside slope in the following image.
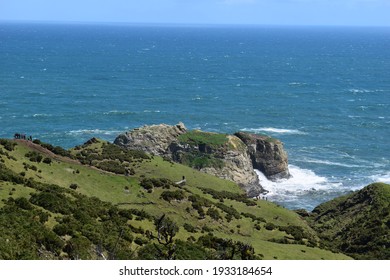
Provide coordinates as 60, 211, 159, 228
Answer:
303, 183, 390, 259
1, 138, 351, 260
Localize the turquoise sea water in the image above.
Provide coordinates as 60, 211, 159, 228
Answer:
1, 23, 389, 210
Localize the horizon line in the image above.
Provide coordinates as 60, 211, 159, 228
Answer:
1, 19, 390, 29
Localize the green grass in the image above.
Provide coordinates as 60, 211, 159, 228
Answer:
178, 130, 228, 147
0, 139, 354, 260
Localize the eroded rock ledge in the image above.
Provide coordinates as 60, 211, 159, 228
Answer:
114, 123, 290, 196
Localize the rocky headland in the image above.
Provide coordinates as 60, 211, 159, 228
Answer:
114, 122, 290, 196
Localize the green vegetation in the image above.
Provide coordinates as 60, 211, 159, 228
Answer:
178, 130, 228, 148
179, 152, 224, 170
304, 183, 390, 259
0, 138, 364, 260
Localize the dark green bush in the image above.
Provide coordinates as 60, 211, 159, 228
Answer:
207, 207, 221, 221
0, 139, 17, 151
183, 223, 197, 233
29, 191, 74, 215
265, 222, 277, 231
215, 203, 240, 219
160, 190, 185, 203
25, 151, 43, 163
96, 160, 127, 174
42, 157, 52, 164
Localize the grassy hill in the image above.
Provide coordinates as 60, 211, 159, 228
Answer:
303, 182, 390, 259
0, 138, 354, 260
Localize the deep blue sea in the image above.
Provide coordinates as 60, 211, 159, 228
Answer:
1, 22, 389, 210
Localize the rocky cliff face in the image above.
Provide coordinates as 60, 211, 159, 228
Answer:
114, 123, 290, 196
235, 132, 290, 180
169, 134, 263, 197
114, 122, 187, 155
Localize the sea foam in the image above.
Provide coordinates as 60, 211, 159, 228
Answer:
255, 165, 342, 204
244, 127, 307, 135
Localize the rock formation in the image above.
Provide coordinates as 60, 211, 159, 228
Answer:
114, 123, 291, 196
114, 122, 187, 155
234, 132, 290, 180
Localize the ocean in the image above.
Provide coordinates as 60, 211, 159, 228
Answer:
1, 22, 389, 210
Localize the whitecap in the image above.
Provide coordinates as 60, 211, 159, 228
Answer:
103, 110, 135, 116
349, 88, 374, 94
302, 158, 363, 168
288, 82, 306, 86
243, 127, 307, 135
370, 172, 390, 184
255, 165, 341, 202
67, 129, 121, 136
143, 110, 161, 113
33, 113, 52, 118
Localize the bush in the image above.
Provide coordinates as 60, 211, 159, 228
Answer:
0, 139, 17, 151
140, 178, 175, 191
29, 191, 74, 215
96, 160, 127, 174
215, 203, 240, 219
69, 183, 78, 190
25, 151, 43, 163
160, 190, 185, 203
42, 157, 52, 164
183, 223, 197, 233
279, 225, 306, 241
207, 208, 221, 221
265, 223, 277, 231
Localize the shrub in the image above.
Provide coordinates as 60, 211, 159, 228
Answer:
215, 203, 240, 219
160, 190, 185, 203
69, 183, 78, 190
25, 151, 43, 163
42, 157, 52, 164
134, 237, 148, 246
265, 223, 277, 231
0, 139, 17, 151
96, 160, 126, 174
183, 223, 197, 233
207, 208, 221, 221
29, 191, 74, 215
140, 178, 175, 191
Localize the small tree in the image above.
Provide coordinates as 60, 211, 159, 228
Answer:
153, 214, 179, 260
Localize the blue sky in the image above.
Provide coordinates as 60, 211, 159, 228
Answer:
1, 0, 390, 26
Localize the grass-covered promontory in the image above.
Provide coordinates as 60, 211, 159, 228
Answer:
1, 137, 384, 260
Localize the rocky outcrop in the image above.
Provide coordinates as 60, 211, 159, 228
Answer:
114, 124, 291, 195
114, 123, 262, 196
114, 122, 187, 155
234, 132, 290, 180
169, 134, 263, 197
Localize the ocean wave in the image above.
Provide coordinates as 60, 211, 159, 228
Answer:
302, 158, 363, 168
243, 127, 307, 135
370, 172, 390, 184
32, 113, 52, 118
349, 88, 375, 94
288, 82, 307, 86
255, 165, 342, 202
103, 110, 136, 116
67, 129, 122, 136
143, 110, 161, 113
